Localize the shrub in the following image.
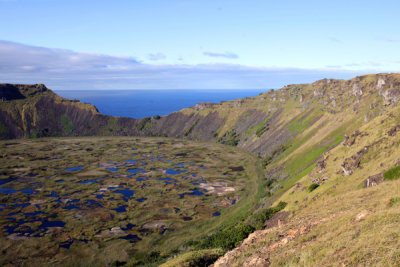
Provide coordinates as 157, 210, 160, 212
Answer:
198, 222, 255, 250
195, 201, 287, 251
218, 129, 239, 146
135, 117, 153, 131
251, 202, 287, 229
383, 165, 400, 181
308, 183, 319, 192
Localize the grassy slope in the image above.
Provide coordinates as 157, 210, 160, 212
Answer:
164, 75, 400, 265
213, 102, 400, 266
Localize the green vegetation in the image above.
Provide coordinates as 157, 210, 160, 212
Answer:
0, 136, 264, 266
160, 249, 223, 267
245, 117, 270, 137
153, 115, 161, 120
188, 201, 287, 251
218, 129, 239, 146
383, 165, 400, 180
287, 110, 321, 133
184, 119, 199, 136
60, 114, 72, 133
250, 201, 287, 229
135, 117, 153, 131
389, 197, 400, 207
263, 144, 288, 167
308, 183, 319, 192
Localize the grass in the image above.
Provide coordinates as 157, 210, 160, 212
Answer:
389, 197, 400, 207
221, 104, 400, 266
159, 249, 224, 267
383, 165, 400, 180
287, 109, 322, 133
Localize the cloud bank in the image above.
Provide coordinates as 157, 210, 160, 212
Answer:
0, 40, 373, 90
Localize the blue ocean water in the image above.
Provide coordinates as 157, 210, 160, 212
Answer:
55, 89, 266, 119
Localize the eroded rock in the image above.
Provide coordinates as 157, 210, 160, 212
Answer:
352, 83, 363, 97
364, 173, 383, 188
388, 125, 400, 136
342, 130, 368, 147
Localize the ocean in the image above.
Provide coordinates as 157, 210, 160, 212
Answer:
55, 89, 266, 119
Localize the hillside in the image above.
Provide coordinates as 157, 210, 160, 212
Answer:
211, 95, 400, 267
1, 73, 400, 265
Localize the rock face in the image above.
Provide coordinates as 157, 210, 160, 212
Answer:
352, 83, 363, 97
364, 173, 383, 188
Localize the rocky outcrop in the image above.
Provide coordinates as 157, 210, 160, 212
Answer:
193, 102, 218, 111
388, 124, 400, 136
364, 173, 383, 188
342, 130, 368, 147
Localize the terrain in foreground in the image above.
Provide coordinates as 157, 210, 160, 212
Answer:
0, 137, 264, 266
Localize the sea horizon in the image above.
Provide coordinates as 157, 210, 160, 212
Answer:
55, 89, 267, 119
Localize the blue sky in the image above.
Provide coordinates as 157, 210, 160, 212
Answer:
0, 0, 399, 89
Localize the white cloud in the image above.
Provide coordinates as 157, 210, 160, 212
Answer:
0, 40, 373, 90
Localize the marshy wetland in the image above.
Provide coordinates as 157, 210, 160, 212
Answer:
0, 137, 263, 266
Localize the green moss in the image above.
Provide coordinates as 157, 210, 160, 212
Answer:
383, 165, 400, 181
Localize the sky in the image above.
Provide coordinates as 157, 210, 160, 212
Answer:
0, 0, 399, 90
